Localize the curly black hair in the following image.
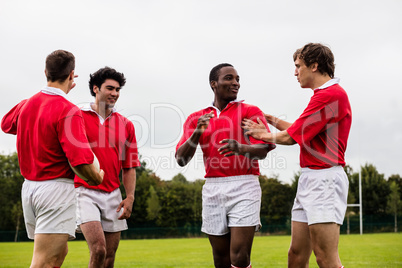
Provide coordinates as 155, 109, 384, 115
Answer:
89, 67, 126, 97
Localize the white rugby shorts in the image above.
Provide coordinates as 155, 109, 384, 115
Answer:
201, 175, 262, 236
75, 187, 127, 233
22, 178, 76, 240
292, 166, 349, 225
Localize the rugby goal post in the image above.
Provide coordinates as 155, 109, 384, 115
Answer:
347, 170, 363, 235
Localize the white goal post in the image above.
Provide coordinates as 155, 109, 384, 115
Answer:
347, 171, 363, 235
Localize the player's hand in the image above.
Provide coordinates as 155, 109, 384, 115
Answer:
264, 113, 276, 125
242, 117, 268, 141
117, 196, 134, 220
218, 139, 243, 157
70, 74, 79, 90
196, 111, 214, 133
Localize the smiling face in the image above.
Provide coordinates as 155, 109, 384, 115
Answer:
93, 78, 121, 109
211, 66, 240, 104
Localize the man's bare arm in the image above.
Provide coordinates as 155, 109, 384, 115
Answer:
176, 111, 214, 166
264, 114, 292, 131
242, 118, 297, 145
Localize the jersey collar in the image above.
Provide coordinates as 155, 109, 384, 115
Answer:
41, 86, 70, 101
207, 99, 244, 117
314, 77, 340, 91
81, 102, 116, 125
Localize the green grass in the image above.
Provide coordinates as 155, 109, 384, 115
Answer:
0, 233, 401, 267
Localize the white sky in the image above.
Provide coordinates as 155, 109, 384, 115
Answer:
0, 0, 401, 184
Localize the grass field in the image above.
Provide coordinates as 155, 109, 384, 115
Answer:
0, 233, 401, 267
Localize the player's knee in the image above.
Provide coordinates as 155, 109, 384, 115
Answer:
212, 255, 231, 268
288, 247, 298, 265
288, 245, 301, 259
91, 244, 107, 260
213, 246, 229, 258
288, 246, 308, 266
230, 249, 250, 267
314, 247, 335, 268
106, 250, 116, 260
211, 249, 230, 268
61, 245, 68, 259
315, 255, 327, 268
288, 247, 295, 259
104, 251, 117, 267
54, 246, 68, 266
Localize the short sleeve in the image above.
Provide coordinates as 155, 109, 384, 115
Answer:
58, 107, 94, 167
123, 120, 141, 168
1, 99, 28, 135
175, 112, 199, 152
287, 96, 334, 146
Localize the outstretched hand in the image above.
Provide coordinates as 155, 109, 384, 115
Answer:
242, 117, 268, 141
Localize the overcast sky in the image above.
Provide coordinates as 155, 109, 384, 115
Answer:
1, 0, 401, 184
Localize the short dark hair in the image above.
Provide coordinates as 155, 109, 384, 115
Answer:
89, 67, 126, 97
209, 63, 233, 88
293, 43, 335, 78
45, 50, 75, 82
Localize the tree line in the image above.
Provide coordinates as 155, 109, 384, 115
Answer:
0, 152, 401, 241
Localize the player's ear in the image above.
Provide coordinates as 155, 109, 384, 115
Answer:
210, 80, 217, 92
311, 62, 318, 72
68, 70, 75, 81
93, 85, 99, 95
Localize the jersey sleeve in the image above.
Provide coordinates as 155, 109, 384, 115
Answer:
175, 112, 199, 152
287, 95, 335, 145
1, 99, 28, 135
58, 107, 94, 167
122, 120, 141, 168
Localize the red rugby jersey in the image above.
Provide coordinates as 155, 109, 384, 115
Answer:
176, 101, 275, 178
1, 87, 94, 181
287, 82, 352, 169
74, 106, 141, 192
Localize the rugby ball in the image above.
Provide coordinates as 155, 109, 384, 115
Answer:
70, 153, 100, 182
